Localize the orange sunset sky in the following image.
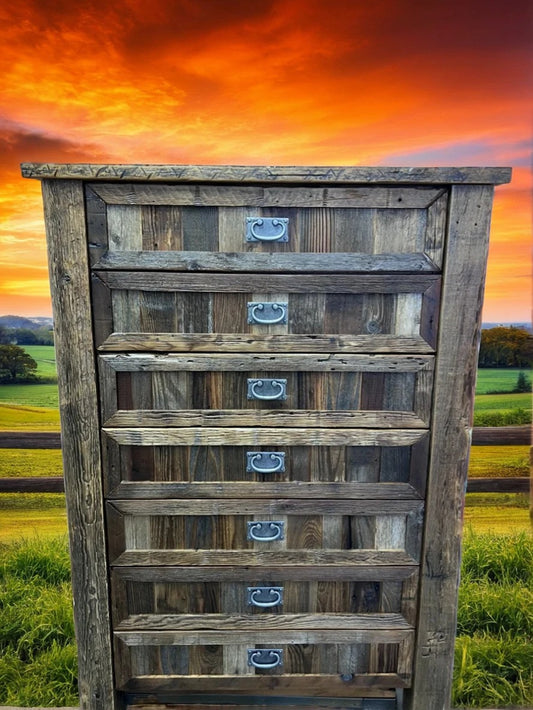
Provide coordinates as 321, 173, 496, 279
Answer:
0, 0, 531, 322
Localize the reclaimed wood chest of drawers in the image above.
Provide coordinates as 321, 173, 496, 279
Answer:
23, 163, 511, 710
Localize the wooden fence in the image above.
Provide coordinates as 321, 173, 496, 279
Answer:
0, 426, 530, 494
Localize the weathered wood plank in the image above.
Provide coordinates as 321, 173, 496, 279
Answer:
96, 271, 440, 293
407, 184, 497, 710
116, 612, 413, 631
108, 482, 422, 500
0, 431, 61, 448
98, 333, 435, 353
104, 427, 426, 446
471, 425, 531, 445
116, 629, 412, 646
110, 499, 422, 516
87, 184, 444, 209
466, 477, 530, 493
93, 251, 438, 272
119, 672, 408, 694
112, 550, 418, 567
0, 476, 65, 493
21, 163, 512, 184
40, 179, 116, 709
101, 352, 433, 371
104, 410, 427, 429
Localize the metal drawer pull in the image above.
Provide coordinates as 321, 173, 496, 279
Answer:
247, 586, 284, 607
247, 378, 287, 401
246, 451, 285, 474
246, 217, 289, 242
248, 648, 283, 669
247, 302, 288, 325
247, 521, 285, 542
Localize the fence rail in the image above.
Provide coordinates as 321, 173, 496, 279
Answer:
0, 426, 530, 495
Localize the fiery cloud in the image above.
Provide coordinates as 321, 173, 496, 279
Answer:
0, 0, 531, 319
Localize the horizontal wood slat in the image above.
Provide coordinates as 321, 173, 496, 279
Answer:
103, 427, 427, 446
101, 353, 434, 371
93, 251, 438, 272
115, 629, 413, 646
21, 162, 512, 184
112, 550, 418, 568
119, 673, 408, 694
113, 566, 418, 583
90, 184, 444, 208
0, 431, 61, 448
107, 482, 422, 500
104, 411, 427, 429
116, 613, 413, 632
110, 499, 423, 516
98, 333, 435, 353
96, 271, 440, 292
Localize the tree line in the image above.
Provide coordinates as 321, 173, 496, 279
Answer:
478, 326, 532, 368
0, 325, 54, 346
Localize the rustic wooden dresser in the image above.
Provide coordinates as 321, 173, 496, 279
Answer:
23, 163, 511, 710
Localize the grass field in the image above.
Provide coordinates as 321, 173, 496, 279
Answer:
468, 445, 529, 478
21, 345, 57, 380
0, 403, 60, 430
475, 368, 531, 394
0, 532, 530, 706
0, 384, 59, 408
0, 449, 63, 478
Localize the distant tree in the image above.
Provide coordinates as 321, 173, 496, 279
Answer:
13, 328, 38, 345
478, 327, 533, 368
514, 371, 532, 393
0, 345, 38, 383
0, 326, 11, 344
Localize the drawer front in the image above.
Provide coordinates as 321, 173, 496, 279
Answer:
102, 431, 429, 499
106, 500, 423, 563
111, 571, 419, 621
98, 353, 433, 428
114, 636, 412, 694
92, 272, 440, 352
86, 183, 447, 271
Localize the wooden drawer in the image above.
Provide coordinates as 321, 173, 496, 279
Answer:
98, 353, 434, 428
113, 629, 413, 694
86, 182, 447, 272
92, 272, 440, 353
106, 499, 423, 564
111, 568, 419, 621
102, 428, 429, 499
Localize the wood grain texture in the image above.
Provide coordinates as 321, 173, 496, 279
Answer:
96, 271, 440, 293
119, 672, 408, 694
98, 333, 435, 353
41, 180, 116, 709
407, 185, 497, 710
104, 410, 427, 429
89, 183, 444, 208
93, 251, 438, 272
112, 550, 418, 567
21, 162, 512, 184
103, 426, 426, 446
116, 612, 413, 632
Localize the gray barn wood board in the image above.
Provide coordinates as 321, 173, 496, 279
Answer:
24, 163, 511, 710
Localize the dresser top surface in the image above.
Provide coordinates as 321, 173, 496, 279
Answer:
21, 163, 511, 185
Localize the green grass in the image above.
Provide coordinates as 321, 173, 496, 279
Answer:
0, 536, 78, 705
0, 403, 60, 430
0, 532, 531, 706
0, 384, 59, 408
476, 368, 531, 394
21, 345, 57, 380
474, 392, 532, 411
